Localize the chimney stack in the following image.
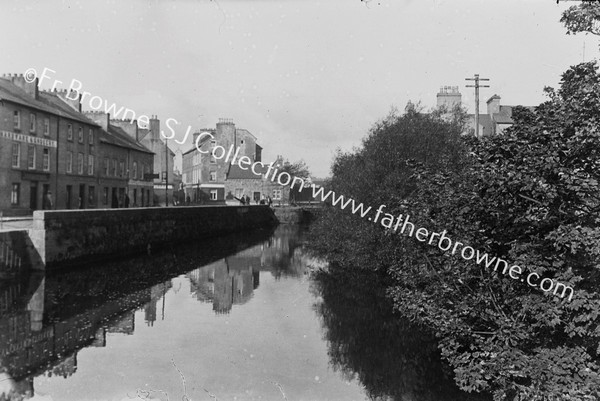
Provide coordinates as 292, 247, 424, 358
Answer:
486, 95, 501, 115
150, 115, 160, 141
57, 90, 82, 112
84, 111, 110, 130
3, 73, 39, 100
436, 85, 461, 109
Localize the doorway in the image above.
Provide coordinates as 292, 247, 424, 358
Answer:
29, 181, 38, 210
79, 184, 85, 209
66, 185, 72, 209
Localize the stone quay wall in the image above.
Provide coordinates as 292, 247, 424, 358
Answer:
30, 205, 278, 269
273, 206, 322, 225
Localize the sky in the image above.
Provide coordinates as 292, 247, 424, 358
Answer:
1, 0, 598, 178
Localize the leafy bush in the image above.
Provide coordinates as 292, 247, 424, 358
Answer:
309, 63, 600, 400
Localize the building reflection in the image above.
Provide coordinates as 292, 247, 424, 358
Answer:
186, 225, 307, 314
0, 275, 170, 401
0, 225, 304, 400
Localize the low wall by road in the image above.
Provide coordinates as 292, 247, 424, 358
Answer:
30, 205, 278, 269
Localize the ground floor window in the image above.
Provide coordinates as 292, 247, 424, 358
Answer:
253, 191, 261, 201
210, 189, 218, 200
88, 186, 95, 206
11, 183, 20, 205
235, 188, 243, 199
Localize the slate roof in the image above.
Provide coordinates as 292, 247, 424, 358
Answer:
0, 78, 99, 126
102, 124, 155, 154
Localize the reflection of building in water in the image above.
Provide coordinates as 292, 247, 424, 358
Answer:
143, 281, 172, 326
0, 274, 173, 400
187, 257, 260, 315
0, 373, 33, 401
48, 354, 77, 379
185, 225, 308, 314
108, 311, 135, 335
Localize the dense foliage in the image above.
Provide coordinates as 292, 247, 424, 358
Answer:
309, 63, 600, 400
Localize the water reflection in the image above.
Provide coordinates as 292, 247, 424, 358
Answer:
313, 269, 492, 401
0, 225, 488, 401
0, 226, 312, 400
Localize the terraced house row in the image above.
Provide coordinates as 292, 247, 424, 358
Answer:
0, 73, 159, 215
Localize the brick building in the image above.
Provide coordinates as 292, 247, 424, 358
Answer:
0, 73, 155, 215
84, 112, 154, 208
182, 119, 263, 203
138, 116, 178, 206
0, 74, 102, 214
224, 155, 290, 205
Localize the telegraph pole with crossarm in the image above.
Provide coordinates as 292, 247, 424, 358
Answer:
465, 74, 490, 138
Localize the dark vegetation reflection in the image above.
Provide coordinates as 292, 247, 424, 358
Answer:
312, 267, 492, 401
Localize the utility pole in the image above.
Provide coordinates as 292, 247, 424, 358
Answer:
165, 137, 169, 206
465, 74, 490, 137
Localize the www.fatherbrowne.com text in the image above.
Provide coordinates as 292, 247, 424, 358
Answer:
263, 168, 575, 302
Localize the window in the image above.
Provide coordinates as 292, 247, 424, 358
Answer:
210, 140, 217, 164
78, 127, 83, 143
88, 186, 95, 205
112, 159, 117, 176
104, 158, 109, 176
210, 189, 218, 200
103, 187, 109, 205
88, 128, 93, 144
14, 110, 21, 130
43, 118, 50, 136
11, 184, 20, 205
66, 151, 73, 173
78, 153, 84, 174
132, 162, 137, 179
273, 189, 282, 200
209, 171, 217, 181
88, 154, 94, 175
30, 113, 36, 133
28, 145, 36, 170
67, 124, 73, 141
119, 161, 125, 177
43, 148, 50, 171
11, 143, 20, 168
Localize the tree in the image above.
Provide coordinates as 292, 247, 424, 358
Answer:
561, 2, 600, 37
277, 159, 311, 180
309, 64, 600, 399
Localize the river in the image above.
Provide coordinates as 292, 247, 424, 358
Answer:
0, 225, 490, 401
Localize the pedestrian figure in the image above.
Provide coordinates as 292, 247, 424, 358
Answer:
245, 195, 251, 205
240, 196, 246, 205
124, 193, 130, 208
43, 191, 53, 210
186, 195, 191, 206
268, 196, 273, 207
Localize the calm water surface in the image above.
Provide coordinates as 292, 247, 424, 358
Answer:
0, 226, 489, 401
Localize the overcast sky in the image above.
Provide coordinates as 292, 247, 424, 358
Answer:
2, 0, 598, 177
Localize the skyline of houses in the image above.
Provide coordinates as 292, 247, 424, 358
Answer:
436, 85, 532, 136
0, 71, 529, 215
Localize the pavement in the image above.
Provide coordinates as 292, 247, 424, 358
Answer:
0, 217, 33, 232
